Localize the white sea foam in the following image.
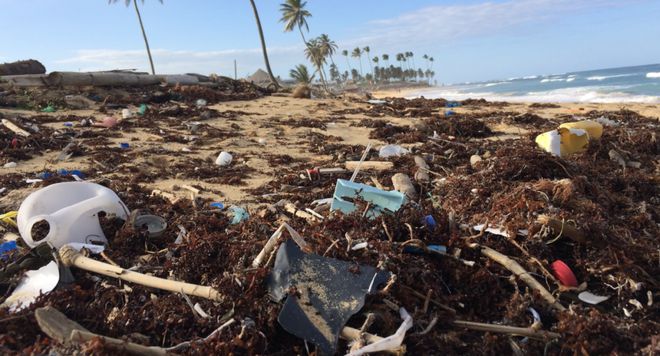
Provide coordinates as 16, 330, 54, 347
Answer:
587, 73, 637, 81
484, 81, 511, 87
403, 86, 660, 104
647, 72, 660, 78
540, 77, 565, 83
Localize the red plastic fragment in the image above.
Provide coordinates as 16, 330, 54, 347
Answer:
552, 260, 578, 287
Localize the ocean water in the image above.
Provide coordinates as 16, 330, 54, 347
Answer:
408, 63, 660, 103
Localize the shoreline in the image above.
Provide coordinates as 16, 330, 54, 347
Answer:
371, 86, 660, 118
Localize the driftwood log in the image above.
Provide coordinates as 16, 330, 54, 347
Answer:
0, 59, 46, 76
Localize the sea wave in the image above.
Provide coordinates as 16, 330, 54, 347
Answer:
484, 81, 511, 87
540, 77, 565, 83
587, 73, 637, 81
647, 72, 660, 78
403, 86, 660, 103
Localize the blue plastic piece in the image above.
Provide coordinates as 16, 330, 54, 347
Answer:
330, 179, 406, 219
228, 206, 249, 224
120, 143, 130, 149
403, 244, 447, 255
0, 240, 18, 260
445, 110, 455, 116
37, 172, 53, 179
63, 122, 73, 127
210, 202, 224, 209
446, 101, 461, 108
56, 169, 85, 178
423, 215, 437, 230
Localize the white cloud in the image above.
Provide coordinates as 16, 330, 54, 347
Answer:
349, 0, 631, 48
55, 46, 303, 77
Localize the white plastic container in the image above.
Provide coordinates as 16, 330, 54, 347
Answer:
121, 109, 132, 119
215, 151, 233, 166
17, 182, 129, 248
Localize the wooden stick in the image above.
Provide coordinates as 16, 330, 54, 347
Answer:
345, 161, 393, 171
36, 306, 166, 356
283, 202, 318, 223
2, 119, 31, 137
252, 224, 285, 268
452, 320, 561, 340
413, 156, 430, 183
469, 243, 565, 311
59, 245, 222, 301
340, 326, 405, 355
537, 215, 585, 243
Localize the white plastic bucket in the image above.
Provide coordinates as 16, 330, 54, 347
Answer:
17, 182, 129, 248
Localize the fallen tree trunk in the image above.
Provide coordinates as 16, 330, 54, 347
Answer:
0, 59, 46, 76
0, 74, 47, 87
45, 71, 163, 87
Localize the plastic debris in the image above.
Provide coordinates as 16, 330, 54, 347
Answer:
0, 240, 18, 259
1, 211, 18, 227
3, 162, 17, 168
195, 99, 208, 108
351, 241, 368, 250
215, 151, 233, 166
63, 122, 73, 127
536, 120, 603, 157
378, 144, 409, 158
422, 215, 437, 230
1, 261, 59, 312
446, 101, 461, 108
445, 110, 455, 116
268, 240, 391, 355
595, 116, 619, 127
578, 291, 610, 305
41, 105, 56, 113
17, 182, 129, 248
120, 142, 130, 149
209, 202, 225, 209
559, 120, 603, 139
121, 109, 132, 119
366, 99, 387, 105
228, 206, 249, 224
331, 179, 406, 219
551, 260, 578, 287
347, 307, 413, 356
137, 104, 148, 115
95, 116, 118, 128
132, 214, 167, 238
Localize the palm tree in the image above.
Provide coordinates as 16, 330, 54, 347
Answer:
248, 0, 279, 89
318, 34, 338, 68
422, 54, 429, 70
279, 0, 312, 45
290, 64, 314, 84
396, 53, 405, 80
429, 56, 435, 70
110, 0, 161, 75
382, 54, 389, 67
351, 47, 363, 77
372, 56, 379, 82
363, 46, 373, 77
304, 39, 328, 87
342, 49, 352, 73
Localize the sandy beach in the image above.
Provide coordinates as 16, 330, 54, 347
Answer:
1, 83, 659, 354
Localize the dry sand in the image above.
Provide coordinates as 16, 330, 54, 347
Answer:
1, 91, 658, 211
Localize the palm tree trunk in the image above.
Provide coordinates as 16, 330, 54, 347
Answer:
133, 0, 155, 75
249, 0, 279, 89
358, 56, 363, 76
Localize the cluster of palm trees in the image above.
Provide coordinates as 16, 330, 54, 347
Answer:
112, 0, 436, 88
280, 0, 435, 86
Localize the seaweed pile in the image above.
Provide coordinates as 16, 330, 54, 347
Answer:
0, 95, 658, 355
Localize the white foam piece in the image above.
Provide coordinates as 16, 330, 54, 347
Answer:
578, 291, 610, 305
1, 261, 59, 312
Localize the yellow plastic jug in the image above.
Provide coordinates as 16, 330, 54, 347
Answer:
535, 127, 590, 157
558, 120, 603, 139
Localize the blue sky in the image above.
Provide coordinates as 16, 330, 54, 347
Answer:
1, 0, 659, 83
